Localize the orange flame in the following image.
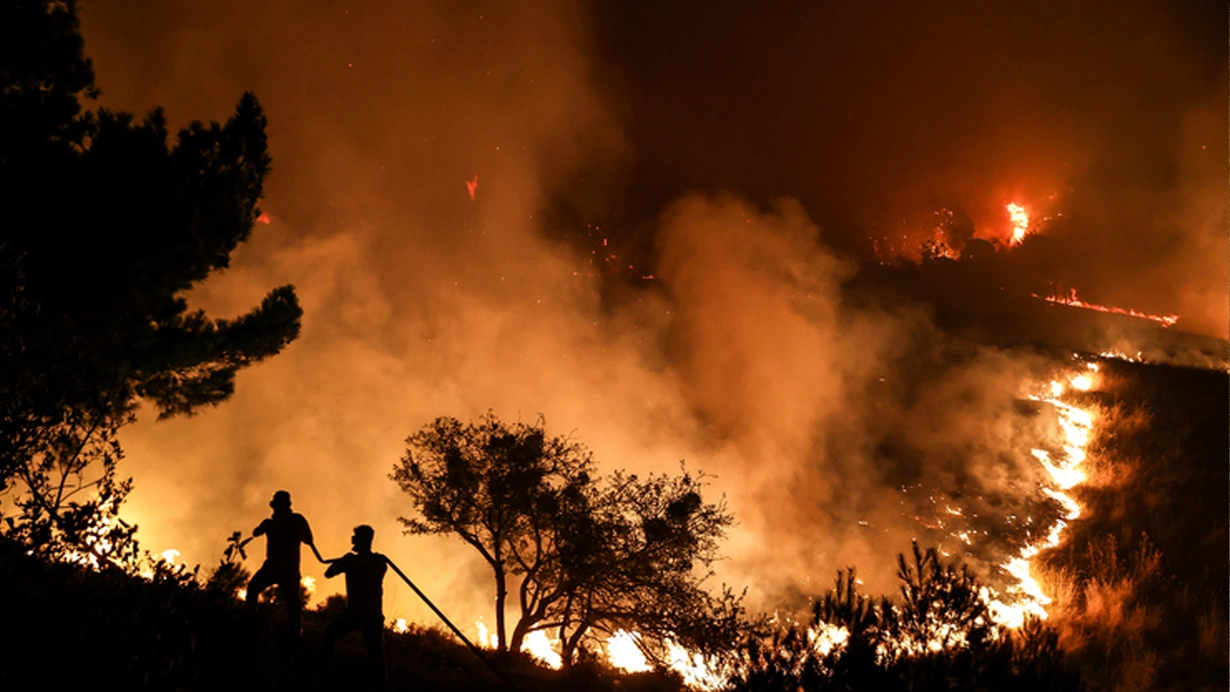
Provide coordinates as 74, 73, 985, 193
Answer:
466, 175, 479, 201
606, 630, 652, 672
982, 363, 1098, 628
1038, 289, 1180, 328
1006, 203, 1029, 244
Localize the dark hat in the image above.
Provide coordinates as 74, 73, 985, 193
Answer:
271, 490, 292, 509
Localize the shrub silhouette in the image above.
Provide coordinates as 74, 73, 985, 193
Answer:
728, 543, 1083, 691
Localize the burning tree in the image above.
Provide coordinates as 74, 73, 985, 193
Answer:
0, 0, 301, 564
392, 412, 742, 665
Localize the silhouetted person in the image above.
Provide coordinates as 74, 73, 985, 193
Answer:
246, 490, 316, 637
323, 525, 388, 687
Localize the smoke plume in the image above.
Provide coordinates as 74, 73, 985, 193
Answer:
79, 0, 1224, 624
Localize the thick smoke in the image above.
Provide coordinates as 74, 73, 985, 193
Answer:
588, 1, 1228, 337
81, 0, 1223, 625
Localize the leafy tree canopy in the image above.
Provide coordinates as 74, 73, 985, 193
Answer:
392, 412, 742, 665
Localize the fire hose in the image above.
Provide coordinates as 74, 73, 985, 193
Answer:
384, 556, 523, 692
237, 531, 522, 690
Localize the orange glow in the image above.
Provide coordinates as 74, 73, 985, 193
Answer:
1069, 374, 1094, 391
522, 630, 563, 669
1006, 203, 1029, 244
466, 175, 479, 201
474, 619, 498, 649
606, 630, 652, 672
255, 212, 271, 224
664, 641, 726, 690
982, 362, 1098, 628
1038, 289, 1180, 328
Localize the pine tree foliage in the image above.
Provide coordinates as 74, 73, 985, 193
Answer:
0, 0, 301, 555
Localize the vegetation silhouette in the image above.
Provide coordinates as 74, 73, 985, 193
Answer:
0, 0, 301, 562
729, 543, 1083, 692
392, 411, 745, 665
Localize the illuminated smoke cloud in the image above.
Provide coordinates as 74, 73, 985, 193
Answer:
80, 1, 1224, 629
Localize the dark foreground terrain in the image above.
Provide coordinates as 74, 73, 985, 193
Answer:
2, 357, 1224, 692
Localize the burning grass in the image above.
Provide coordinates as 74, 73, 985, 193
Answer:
1035, 359, 1228, 691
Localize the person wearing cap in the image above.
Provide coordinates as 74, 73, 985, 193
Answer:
246, 490, 317, 636
322, 524, 389, 685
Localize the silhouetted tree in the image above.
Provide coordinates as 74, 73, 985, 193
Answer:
0, 0, 301, 560
547, 468, 742, 666
393, 413, 592, 653
392, 413, 740, 664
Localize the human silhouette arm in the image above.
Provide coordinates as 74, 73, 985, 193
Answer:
299, 515, 334, 563
324, 554, 348, 578
310, 543, 339, 564
252, 519, 269, 537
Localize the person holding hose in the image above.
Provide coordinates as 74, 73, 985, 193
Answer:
322, 524, 388, 687
245, 489, 321, 639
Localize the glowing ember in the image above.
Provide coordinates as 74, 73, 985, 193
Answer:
1038, 289, 1180, 328
466, 174, 478, 201
1006, 203, 1029, 244
255, 212, 271, 224
392, 618, 410, 634
606, 630, 652, 672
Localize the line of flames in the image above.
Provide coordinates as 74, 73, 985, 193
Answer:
981, 361, 1097, 629
505, 359, 1100, 688
1037, 289, 1180, 328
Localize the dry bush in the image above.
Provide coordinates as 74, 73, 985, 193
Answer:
1046, 533, 1167, 691
1196, 608, 1227, 663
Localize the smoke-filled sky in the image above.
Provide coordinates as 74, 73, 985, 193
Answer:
81, 1, 1226, 623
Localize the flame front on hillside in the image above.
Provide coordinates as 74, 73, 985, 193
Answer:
982, 361, 1099, 629
1039, 289, 1180, 328
545, 359, 1105, 688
